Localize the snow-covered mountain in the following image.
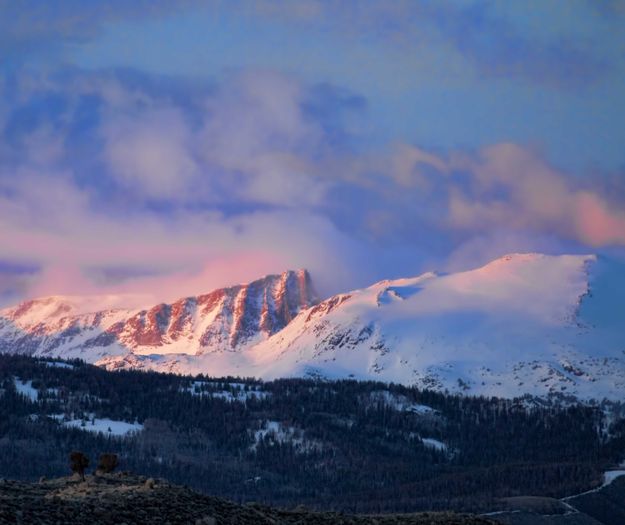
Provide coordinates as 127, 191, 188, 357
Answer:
0, 269, 317, 360
1, 254, 624, 400
250, 253, 625, 400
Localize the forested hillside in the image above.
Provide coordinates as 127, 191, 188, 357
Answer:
0, 354, 623, 513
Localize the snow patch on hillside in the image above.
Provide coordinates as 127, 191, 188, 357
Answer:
421, 438, 448, 451
251, 421, 322, 453
367, 391, 437, 414
180, 381, 270, 402
44, 361, 75, 369
14, 378, 38, 401
602, 470, 625, 487
50, 414, 143, 437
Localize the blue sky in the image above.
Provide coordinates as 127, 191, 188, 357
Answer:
1, 1, 625, 304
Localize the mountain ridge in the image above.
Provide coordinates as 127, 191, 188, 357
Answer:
1, 254, 624, 400
0, 268, 317, 360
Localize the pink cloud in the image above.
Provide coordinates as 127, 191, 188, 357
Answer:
0, 168, 364, 305
98, 251, 292, 305
443, 143, 625, 247
0, 70, 375, 306
574, 191, 625, 246
3, 68, 625, 310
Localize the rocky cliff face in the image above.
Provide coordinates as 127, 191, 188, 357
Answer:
0, 269, 317, 360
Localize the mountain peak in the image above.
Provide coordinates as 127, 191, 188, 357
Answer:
0, 268, 320, 359
1, 293, 151, 323
482, 252, 596, 268
2, 255, 624, 400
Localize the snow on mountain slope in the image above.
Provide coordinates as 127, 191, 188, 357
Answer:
97, 253, 625, 400
1, 254, 624, 400
0, 269, 317, 361
247, 253, 625, 399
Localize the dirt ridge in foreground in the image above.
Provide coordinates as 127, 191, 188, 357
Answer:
0, 473, 499, 525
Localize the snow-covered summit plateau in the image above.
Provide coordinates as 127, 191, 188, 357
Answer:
1, 254, 624, 400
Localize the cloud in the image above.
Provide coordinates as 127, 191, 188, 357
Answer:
445, 143, 625, 246
0, 1, 205, 63
197, 71, 333, 207
0, 165, 366, 303
391, 143, 449, 188
574, 191, 625, 245
102, 107, 200, 200
245, 0, 617, 89
2, 67, 359, 205
3, 1, 621, 90
0, 68, 375, 304
442, 231, 576, 273
1, 66, 625, 308
422, 1, 611, 88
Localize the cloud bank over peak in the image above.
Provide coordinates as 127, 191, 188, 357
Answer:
0, 68, 373, 304
1, 68, 625, 303
1, 1, 624, 307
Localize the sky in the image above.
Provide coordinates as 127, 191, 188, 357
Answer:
1, 0, 625, 306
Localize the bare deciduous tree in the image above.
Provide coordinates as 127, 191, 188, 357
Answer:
69, 451, 89, 481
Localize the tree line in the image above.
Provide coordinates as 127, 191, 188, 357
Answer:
0, 353, 623, 513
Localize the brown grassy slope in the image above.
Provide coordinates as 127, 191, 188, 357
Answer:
0, 473, 500, 525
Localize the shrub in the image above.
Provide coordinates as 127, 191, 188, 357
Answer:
97, 453, 119, 474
